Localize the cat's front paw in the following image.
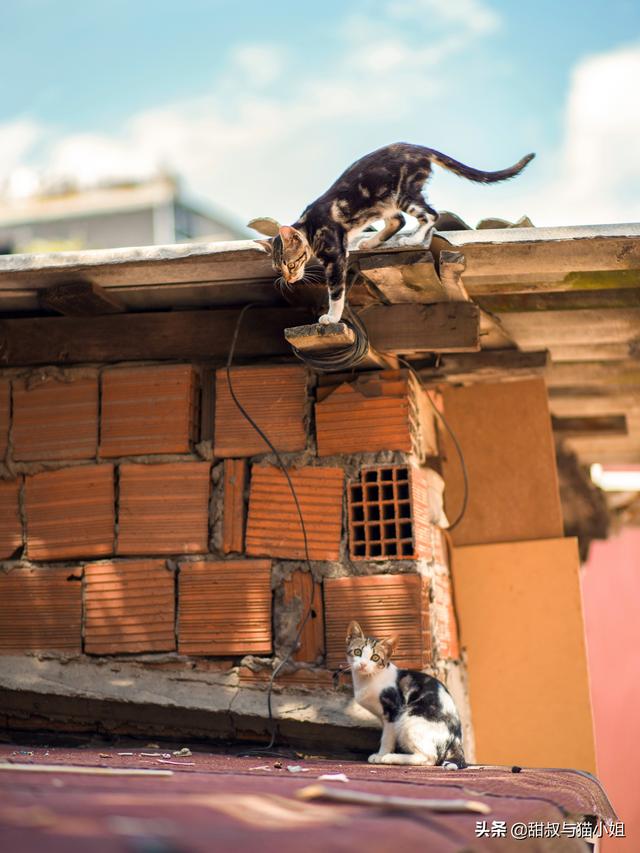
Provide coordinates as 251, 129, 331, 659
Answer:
318, 313, 340, 326
368, 752, 385, 764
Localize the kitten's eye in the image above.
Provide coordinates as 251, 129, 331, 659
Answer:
371, 654, 380, 662
353, 648, 362, 656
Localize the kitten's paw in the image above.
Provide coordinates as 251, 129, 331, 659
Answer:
357, 238, 376, 251
442, 761, 458, 771
318, 313, 340, 326
368, 753, 385, 764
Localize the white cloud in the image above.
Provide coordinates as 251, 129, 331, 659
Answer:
1, 1, 502, 225
230, 44, 285, 88
421, 41, 640, 227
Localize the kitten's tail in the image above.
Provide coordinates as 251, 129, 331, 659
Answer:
428, 149, 535, 184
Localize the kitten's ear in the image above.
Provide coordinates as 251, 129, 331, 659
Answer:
253, 238, 273, 255
279, 225, 301, 245
378, 636, 397, 659
346, 621, 365, 644
247, 216, 281, 237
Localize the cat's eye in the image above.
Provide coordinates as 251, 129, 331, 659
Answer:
371, 654, 380, 662
352, 648, 362, 656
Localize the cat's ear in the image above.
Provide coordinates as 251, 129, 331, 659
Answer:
346, 621, 365, 644
253, 238, 273, 255
247, 216, 281, 237
378, 636, 397, 659
279, 225, 302, 246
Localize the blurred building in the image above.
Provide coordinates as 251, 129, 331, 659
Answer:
0, 175, 243, 253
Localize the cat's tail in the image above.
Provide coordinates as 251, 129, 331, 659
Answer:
428, 149, 535, 184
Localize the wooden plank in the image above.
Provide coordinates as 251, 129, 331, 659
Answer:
438, 251, 469, 302
548, 343, 634, 362
357, 250, 447, 303
39, 280, 126, 316
0, 307, 306, 366
549, 391, 640, 416
285, 322, 355, 352
413, 349, 549, 385
284, 321, 395, 369
452, 234, 640, 295
552, 414, 628, 438
546, 360, 640, 389
477, 287, 640, 313
0, 303, 478, 366
496, 308, 640, 347
360, 302, 480, 354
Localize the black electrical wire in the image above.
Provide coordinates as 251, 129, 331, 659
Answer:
288, 303, 372, 372
226, 303, 317, 756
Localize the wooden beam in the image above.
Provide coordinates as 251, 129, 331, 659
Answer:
546, 360, 640, 390
0, 307, 306, 366
357, 250, 447, 303
39, 280, 126, 316
448, 234, 640, 296
548, 343, 636, 362
552, 414, 628, 438
476, 287, 640, 313
413, 349, 549, 384
496, 308, 640, 348
0, 303, 479, 367
360, 302, 480, 354
284, 322, 393, 369
548, 391, 640, 416
438, 251, 469, 302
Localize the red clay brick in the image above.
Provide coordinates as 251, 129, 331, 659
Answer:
84, 559, 176, 654
347, 464, 446, 562
0, 478, 22, 559
431, 569, 460, 661
0, 379, 9, 459
101, 364, 199, 457
178, 559, 272, 655
316, 370, 417, 457
12, 375, 98, 461
222, 459, 247, 554
324, 574, 432, 669
0, 566, 82, 653
245, 465, 344, 560
214, 365, 308, 457
25, 465, 115, 560
281, 570, 324, 663
117, 462, 210, 555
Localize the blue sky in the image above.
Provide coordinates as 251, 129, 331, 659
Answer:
2, 0, 640, 229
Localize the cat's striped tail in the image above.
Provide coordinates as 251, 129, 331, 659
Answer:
428, 149, 535, 183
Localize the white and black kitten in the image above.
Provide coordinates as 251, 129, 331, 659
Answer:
346, 620, 466, 768
250, 142, 534, 325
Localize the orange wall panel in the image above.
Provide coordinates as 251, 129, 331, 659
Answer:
452, 537, 596, 772
441, 378, 564, 546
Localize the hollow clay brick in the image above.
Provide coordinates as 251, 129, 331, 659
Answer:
101, 364, 199, 457
84, 559, 176, 654
0, 478, 22, 559
324, 573, 432, 670
0, 566, 82, 653
245, 465, 344, 561
117, 462, 210, 555
13, 375, 98, 461
222, 459, 248, 554
214, 365, 308, 457
25, 464, 115, 560
178, 559, 272, 655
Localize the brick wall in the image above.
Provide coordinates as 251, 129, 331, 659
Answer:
0, 364, 458, 679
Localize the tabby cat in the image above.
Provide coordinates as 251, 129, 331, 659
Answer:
249, 142, 534, 325
346, 620, 466, 768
